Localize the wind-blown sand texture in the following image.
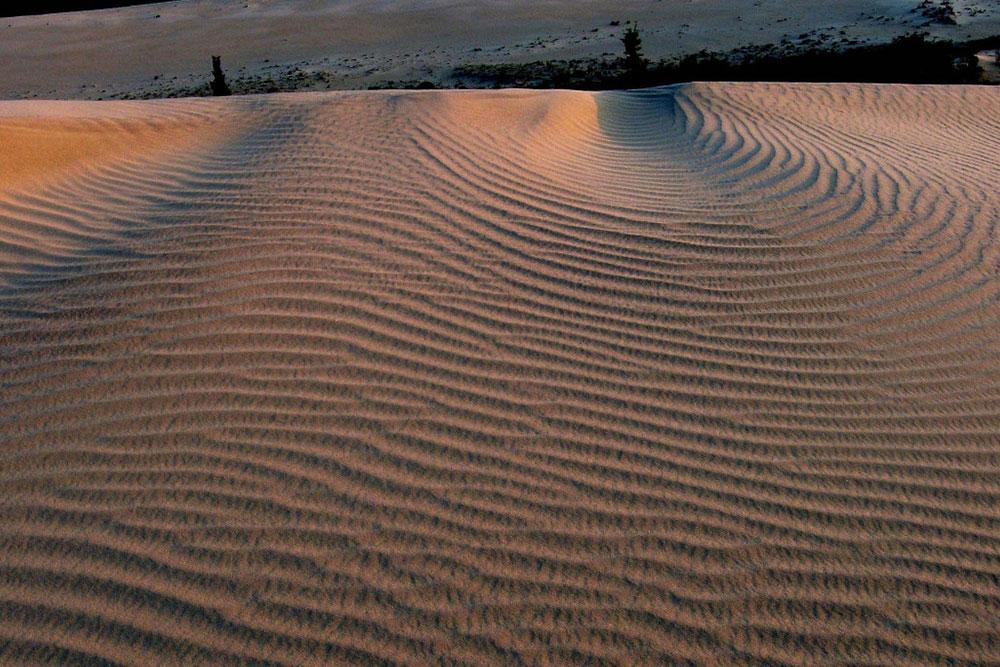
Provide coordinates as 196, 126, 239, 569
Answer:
1, 83, 999, 664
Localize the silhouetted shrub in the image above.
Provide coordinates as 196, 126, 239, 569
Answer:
917, 0, 957, 25
211, 56, 231, 97
621, 23, 647, 80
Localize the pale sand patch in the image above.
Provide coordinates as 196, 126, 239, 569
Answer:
0, 108, 220, 190
0, 100, 237, 280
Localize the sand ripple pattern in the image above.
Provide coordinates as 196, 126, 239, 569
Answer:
1, 84, 999, 665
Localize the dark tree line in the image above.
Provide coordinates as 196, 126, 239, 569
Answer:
455, 31, 994, 90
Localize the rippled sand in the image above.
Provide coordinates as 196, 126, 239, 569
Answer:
1, 83, 999, 664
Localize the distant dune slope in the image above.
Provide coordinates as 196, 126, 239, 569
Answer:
1, 83, 999, 665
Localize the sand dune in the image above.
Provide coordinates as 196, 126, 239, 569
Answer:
0, 100, 237, 283
1, 83, 999, 664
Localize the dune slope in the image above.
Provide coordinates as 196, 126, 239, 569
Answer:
1, 83, 999, 665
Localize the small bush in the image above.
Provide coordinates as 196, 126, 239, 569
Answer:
621, 22, 647, 79
211, 56, 231, 97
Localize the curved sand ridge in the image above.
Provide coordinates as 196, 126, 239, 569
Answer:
0, 83, 999, 664
0, 100, 238, 285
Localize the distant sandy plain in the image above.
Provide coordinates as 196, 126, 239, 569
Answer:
2, 1, 1000, 665
0, 0, 998, 98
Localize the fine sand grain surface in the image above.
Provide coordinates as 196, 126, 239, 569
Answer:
1, 83, 1000, 664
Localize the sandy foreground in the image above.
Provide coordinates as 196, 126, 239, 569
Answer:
1, 0, 999, 98
1, 83, 1000, 663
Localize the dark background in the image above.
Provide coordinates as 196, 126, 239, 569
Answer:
1, 1, 172, 17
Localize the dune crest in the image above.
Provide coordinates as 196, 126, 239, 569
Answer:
0, 101, 238, 285
1, 84, 999, 664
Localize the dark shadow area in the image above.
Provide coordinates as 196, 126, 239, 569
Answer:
0, 1, 172, 17
454, 33, 1000, 90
